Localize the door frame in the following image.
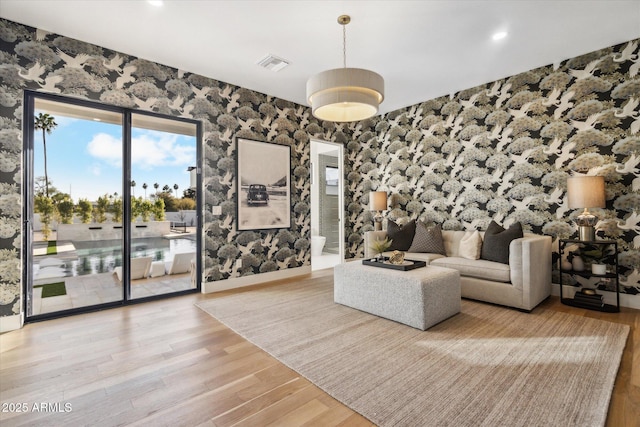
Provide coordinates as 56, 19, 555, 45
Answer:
22, 90, 203, 322
310, 139, 345, 264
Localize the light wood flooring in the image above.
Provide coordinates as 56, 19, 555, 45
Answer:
1, 269, 638, 426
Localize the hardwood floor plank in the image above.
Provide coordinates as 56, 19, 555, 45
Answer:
211, 378, 310, 427
230, 384, 325, 427
0, 274, 638, 427
265, 398, 329, 427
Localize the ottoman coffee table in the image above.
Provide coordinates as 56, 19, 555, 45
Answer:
333, 261, 460, 330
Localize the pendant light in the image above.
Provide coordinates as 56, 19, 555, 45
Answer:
306, 15, 384, 123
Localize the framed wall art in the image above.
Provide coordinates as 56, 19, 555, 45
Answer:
236, 138, 291, 231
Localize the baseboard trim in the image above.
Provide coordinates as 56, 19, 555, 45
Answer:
202, 266, 312, 293
552, 283, 639, 310
0, 313, 24, 332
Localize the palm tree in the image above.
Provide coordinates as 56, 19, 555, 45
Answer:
142, 183, 148, 199
162, 184, 170, 193
173, 183, 179, 197
34, 113, 57, 197
153, 182, 159, 195
131, 180, 136, 197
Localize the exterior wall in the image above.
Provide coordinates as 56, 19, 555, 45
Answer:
345, 40, 640, 300
0, 18, 354, 320
56, 221, 171, 241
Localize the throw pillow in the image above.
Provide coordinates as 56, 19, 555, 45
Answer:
408, 222, 446, 255
480, 221, 523, 264
387, 219, 416, 251
458, 230, 482, 260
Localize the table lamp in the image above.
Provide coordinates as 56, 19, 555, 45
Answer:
567, 176, 605, 241
369, 191, 387, 231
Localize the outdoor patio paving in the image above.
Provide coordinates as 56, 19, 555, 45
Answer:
32, 271, 193, 316
30, 230, 198, 316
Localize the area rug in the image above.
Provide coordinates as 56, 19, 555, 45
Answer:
34, 281, 67, 298
196, 281, 629, 427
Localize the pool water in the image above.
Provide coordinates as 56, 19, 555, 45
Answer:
69, 237, 196, 276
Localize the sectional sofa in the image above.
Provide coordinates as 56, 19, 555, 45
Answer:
364, 229, 552, 311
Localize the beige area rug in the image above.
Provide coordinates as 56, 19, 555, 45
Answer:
196, 281, 629, 427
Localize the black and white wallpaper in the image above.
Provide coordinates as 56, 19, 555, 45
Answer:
0, 16, 639, 321
343, 39, 640, 297
0, 18, 352, 318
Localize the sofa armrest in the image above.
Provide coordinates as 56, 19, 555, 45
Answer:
364, 230, 388, 259
509, 235, 552, 310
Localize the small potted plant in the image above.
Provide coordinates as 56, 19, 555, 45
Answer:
580, 243, 614, 275
370, 237, 392, 261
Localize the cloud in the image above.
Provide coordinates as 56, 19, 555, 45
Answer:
87, 133, 122, 166
87, 131, 196, 170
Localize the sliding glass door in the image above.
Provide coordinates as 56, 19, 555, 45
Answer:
129, 113, 198, 300
27, 97, 125, 317
24, 93, 200, 320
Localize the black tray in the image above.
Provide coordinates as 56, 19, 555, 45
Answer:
362, 257, 426, 271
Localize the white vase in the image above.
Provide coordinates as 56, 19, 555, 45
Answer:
591, 263, 607, 275
561, 259, 572, 271
572, 257, 585, 272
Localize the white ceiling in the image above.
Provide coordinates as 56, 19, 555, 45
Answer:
1, 1, 639, 115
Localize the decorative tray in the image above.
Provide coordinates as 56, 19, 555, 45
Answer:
362, 257, 426, 271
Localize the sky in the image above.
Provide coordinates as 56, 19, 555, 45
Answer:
34, 112, 196, 202
238, 138, 289, 186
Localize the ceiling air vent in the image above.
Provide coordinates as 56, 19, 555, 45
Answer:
257, 54, 290, 72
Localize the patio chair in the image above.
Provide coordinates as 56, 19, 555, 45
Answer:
113, 256, 153, 282
167, 252, 195, 275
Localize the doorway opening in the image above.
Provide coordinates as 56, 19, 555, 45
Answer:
24, 92, 202, 320
310, 140, 344, 271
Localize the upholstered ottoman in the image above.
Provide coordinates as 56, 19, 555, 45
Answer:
334, 261, 461, 330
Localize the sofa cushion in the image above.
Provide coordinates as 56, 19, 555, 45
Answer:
408, 222, 446, 255
387, 219, 416, 251
431, 257, 511, 283
441, 230, 467, 257
459, 230, 483, 260
480, 221, 523, 264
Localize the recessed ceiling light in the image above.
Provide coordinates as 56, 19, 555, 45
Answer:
148, 0, 163, 7
492, 31, 508, 41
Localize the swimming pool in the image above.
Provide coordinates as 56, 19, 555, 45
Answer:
68, 237, 196, 276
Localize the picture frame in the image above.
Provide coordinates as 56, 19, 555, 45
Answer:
236, 138, 291, 231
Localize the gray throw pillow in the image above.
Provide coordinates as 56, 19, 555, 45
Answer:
480, 221, 523, 264
387, 220, 416, 251
408, 222, 446, 255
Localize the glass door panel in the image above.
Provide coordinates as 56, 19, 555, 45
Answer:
29, 98, 124, 317
129, 113, 198, 299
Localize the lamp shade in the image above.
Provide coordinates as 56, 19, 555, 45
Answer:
307, 68, 384, 122
567, 176, 605, 209
369, 191, 387, 211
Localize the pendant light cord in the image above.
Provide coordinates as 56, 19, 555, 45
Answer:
343, 22, 347, 69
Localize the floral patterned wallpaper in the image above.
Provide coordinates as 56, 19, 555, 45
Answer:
344, 39, 640, 298
1, 16, 639, 322
0, 18, 353, 319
